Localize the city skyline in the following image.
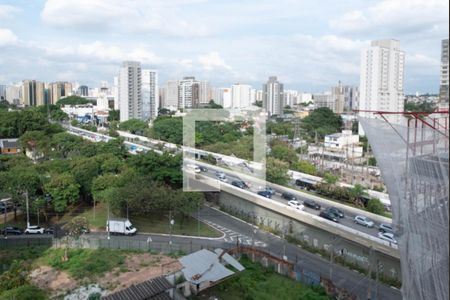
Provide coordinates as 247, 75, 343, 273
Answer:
0, 0, 448, 94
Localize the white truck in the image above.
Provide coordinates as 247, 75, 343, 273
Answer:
106, 218, 137, 235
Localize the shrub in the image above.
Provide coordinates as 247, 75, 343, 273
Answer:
367, 198, 384, 215
0, 285, 46, 300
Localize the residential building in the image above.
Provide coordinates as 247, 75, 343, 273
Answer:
178, 77, 194, 109
0, 85, 6, 101
48, 81, 73, 104
313, 92, 335, 111
22, 80, 45, 106
231, 84, 252, 109
358, 39, 405, 125
5, 84, 21, 105
214, 87, 231, 108
78, 85, 89, 96
439, 38, 449, 103
0, 139, 21, 155
196, 80, 210, 105
299, 93, 313, 104
330, 82, 345, 114
142, 69, 159, 120
263, 76, 284, 116
284, 90, 299, 107
113, 76, 119, 110
118, 61, 142, 122
162, 80, 179, 111
255, 90, 263, 102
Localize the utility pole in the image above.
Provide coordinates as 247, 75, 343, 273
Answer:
107, 203, 110, 240
25, 191, 30, 228
169, 211, 174, 253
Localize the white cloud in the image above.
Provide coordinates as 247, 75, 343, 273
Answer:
0, 4, 20, 19
407, 53, 440, 67
0, 28, 18, 47
41, 0, 210, 37
41, 41, 160, 64
330, 0, 449, 35
198, 52, 232, 71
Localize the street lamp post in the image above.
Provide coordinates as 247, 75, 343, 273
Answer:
25, 191, 30, 228
169, 212, 174, 253
107, 203, 110, 240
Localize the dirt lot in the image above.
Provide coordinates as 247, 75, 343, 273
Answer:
29, 252, 182, 299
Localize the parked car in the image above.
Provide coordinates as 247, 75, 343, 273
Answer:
378, 223, 394, 234
327, 207, 344, 218
288, 200, 304, 211
257, 190, 272, 198
319, 211, 339, 223
24, 225, 45, 234
282, 192, 297, 201
264, 187, 275, 195
378, 232, 397, 244
0, 226, 23, 235
354, 216, 375, 228
303, 199, 321, 210
231, 180, 248, 189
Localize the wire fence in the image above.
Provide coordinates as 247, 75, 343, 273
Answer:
0, 236, 52, 248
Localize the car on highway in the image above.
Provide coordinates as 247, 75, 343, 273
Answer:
257, 190, 272, 199
186, 164, 201, 173
231, 180, 248, 189
0, 226, 23, 235
288, 200, 304, 211
354, 216, 375, 228
198, 166, 207, 172
378, 223, 394, 234
282, 192, 297, 201
378, 232, 397, 244
303, 199, 321, 210
44, 227, 55, 235
24, 225, 45, 234
327, 207, 344, 218
215, 171, 227, 182
319, 211, 339, 223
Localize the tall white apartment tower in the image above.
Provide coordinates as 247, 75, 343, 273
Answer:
439, 38, 449, 103
142, 69, 159, 120
231, 84, 252, 109
359, 39, 405, 126
119, 61, 142, 122
178, 77, 195, 109
263, 76, 284, 116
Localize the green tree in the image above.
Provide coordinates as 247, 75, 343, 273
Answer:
349, 184, 366, 207
323, 172, 339, 185
0, 284, 46, 300
270, 143, 298, 165
70, 157, 101, 199
301, 108, 343, 141
50, 132, 84, 158
66, 216, 90, 238
292, 160, 317, 175
266, 158, 290, 185
44, 173, 80, 214
56, 95, 94, 106
119, 118, 148, 134
149, 116, 183, 144
18, 130, 51, 158
107, 110, 120, 122
367, 198, 384, 215
0, 261, 30, 291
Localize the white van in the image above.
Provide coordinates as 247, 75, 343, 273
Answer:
106, 218, 137, 235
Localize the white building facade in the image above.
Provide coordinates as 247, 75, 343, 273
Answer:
119, 61, 142, 122
263, 76, 284, 116
231, 84, 252, 109
142, 69, 159, 120
359, 39, 405, 125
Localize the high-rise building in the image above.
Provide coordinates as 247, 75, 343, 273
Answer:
178, 77, 196, 109
439, 38, 449, 103
162, 80, 179, 111
22, 80, 45, 106
48, 81, 73, 104
359, 39, 405, 125
284, 90, 299, 107
213, 88, 231, 108
5, 84, 21, 105
231, 84, 252, 109
119, 61, 142, 122
255, 90, 263, 102
142, 69, 159, 120
0, 85, 6, 101
113, 76, 119, 110
263, 76, 284, 116
197, 81, 210, 105
78, 85, 89, 96
313, 92, 336, 111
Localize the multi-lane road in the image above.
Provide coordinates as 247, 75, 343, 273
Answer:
65, 125, 396, 248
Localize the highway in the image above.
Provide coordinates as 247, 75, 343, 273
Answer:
65, 125, 397, 250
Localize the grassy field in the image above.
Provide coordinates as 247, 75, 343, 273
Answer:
57, 203, 221, 238
193, 255, 331, 300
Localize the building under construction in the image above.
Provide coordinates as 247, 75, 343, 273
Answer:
359, 110, 448, 300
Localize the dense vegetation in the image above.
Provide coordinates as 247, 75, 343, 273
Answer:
301, 107, 343, 141
196, 255, 330, 300
0, 108, 203, 225
56, 95, 95, 106
404, 101, 436, 112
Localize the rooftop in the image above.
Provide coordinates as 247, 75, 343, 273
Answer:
101, 276, 172, 300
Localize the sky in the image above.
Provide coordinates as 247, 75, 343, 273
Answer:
0, 0, 448, 93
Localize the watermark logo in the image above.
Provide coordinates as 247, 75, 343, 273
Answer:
182, 108, 267, 192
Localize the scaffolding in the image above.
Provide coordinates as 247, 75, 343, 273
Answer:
358, 110, 449, 300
